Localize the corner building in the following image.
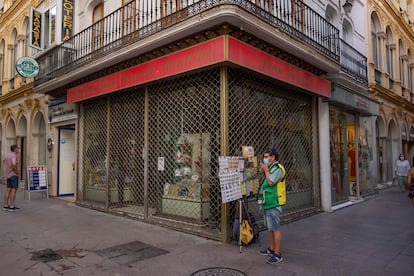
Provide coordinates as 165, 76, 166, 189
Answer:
0, 0, 48, 187
34, 0, 376, 241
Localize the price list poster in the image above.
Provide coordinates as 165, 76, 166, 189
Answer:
218, 157, 244, 203
28, 165, 48, 191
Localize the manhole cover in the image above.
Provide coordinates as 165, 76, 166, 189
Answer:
191, 267, 246, 276
31, 248, 63, 262
95, 241, 169, 265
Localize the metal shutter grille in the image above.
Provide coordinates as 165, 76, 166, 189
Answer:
148, 69, 222, 227
108, 91, 145, 209
227, 69, 316, 229
78, 67, 318, 239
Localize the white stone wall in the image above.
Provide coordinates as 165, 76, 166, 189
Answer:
308, 0, 367, 56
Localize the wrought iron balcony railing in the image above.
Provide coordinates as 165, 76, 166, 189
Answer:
339, 39, 367, 84
35, 0, 340, 81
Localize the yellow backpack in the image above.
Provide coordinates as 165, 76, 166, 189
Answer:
275, 163, 286, 206
240, 219, 255, 245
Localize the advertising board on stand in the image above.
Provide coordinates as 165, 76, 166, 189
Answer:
27, 165, 48, 200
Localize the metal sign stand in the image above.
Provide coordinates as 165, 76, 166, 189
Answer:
238, 198, 243, 253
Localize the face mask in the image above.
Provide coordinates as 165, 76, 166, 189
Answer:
400, 157, 404, 160
263, 158, 270, 165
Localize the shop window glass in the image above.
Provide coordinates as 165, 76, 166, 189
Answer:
359, 116, 375, 195
44, 6, 56, 46
330, 109, 349, 203
329, 110, 375, 201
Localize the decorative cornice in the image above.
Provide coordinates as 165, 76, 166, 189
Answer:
1, 107, 10, 118
0, 83, 33, 104
17, 34, 25, 41
0, 0, 35, 27
24, 98, 33, 109
369, 82, 404, 104
377, 32, 386, 39
370, 81, 414, 114
34, 98, 40, 109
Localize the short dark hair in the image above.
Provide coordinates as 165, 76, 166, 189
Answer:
265, 148, 279, 160
11, 145, 18, 152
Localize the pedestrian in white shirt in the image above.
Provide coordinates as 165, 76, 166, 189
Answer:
395, 153, 410, 192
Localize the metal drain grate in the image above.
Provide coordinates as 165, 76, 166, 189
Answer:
95, 241, 169, 265
191, 267, 247, 276
31, 248, 63, 262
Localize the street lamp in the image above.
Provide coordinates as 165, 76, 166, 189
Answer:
342, 0, 353, 13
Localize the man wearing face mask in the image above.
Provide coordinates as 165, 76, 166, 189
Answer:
395, 153, 410, 192
3, 145, 20, 211
257, 148, 284, 264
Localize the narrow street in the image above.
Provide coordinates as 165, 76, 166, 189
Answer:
0, 184, 413, 275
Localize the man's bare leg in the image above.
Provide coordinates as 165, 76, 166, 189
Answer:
4, 188, 11, 207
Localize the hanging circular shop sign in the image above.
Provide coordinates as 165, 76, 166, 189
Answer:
15, 57, 39, 78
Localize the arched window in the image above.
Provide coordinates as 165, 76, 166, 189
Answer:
0, 39, 4, 93
9, 28, 18, 90
386, 27, 394, 89
410, 125, 414, 142
408, 49, 414, 102
371, 13, 381, 71
399, 40, 406, 91
20, 18, 30, 84
23, 19, 29, 56
325, 4, 339, 26
342, 19, 352, 44
402, 124, 408, 141
92, 2, 104, 50
341, 19, 353, 71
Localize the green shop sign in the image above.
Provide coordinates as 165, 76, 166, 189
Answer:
15, 57, 39, 78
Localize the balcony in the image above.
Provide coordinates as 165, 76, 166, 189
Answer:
339, 39, 367, 84
35, 0, 340, 85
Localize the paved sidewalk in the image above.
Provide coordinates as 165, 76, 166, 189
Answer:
0, 184, 413, 276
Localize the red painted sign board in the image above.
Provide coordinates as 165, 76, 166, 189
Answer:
67, 37, 226, 103
227, 37, 330, 97
67, 35, 330, 103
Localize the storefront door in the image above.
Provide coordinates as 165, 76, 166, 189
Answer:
58, 126, 76, 196
330, 109, 376, 203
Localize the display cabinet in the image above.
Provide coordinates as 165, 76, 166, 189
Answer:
161, 133, 210, 220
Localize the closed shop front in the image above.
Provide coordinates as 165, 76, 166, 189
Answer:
68, 35, 329, 240
77, 67, 320, 239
